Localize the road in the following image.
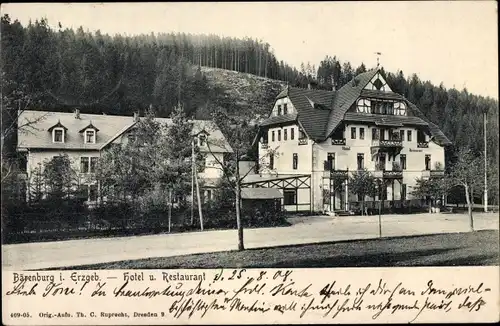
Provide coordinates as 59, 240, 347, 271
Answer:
2, 212, 498, 270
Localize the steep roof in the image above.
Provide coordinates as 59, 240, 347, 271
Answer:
325, 69, 378, 138
266, 68, 452, 146
286, 87, 335, 139
17, 110, 233, 152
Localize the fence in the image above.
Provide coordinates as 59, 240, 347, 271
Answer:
347, 199, 429, 215
2, 201, 289, 244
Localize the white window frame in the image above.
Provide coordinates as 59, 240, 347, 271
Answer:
52, 127, 65, 143
84, 129, 96, 144
80, 156, 99, 174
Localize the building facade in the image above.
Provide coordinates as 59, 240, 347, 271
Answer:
17, 110, 232, 203
254, 68, 451, 213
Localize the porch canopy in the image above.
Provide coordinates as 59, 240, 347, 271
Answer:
241, 188, 283, 200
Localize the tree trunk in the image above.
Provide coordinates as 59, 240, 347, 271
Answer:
361, 198, 365, 216
464, 185, 474, 231
235, 155, 244, 251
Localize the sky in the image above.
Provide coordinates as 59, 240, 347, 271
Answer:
2, 2, 498, 99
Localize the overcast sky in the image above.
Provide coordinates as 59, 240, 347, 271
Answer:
2, 2, 498, 99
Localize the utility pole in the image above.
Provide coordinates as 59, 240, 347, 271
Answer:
484, 110, 488, 212
192, 137, 204, 230
191, 139, 195, 225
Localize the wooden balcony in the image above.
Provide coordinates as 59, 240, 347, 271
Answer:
371, 139, 403, 148
331, 138, 346, 146
374, 163, 403, 179
298, 138, 308, 145
417, 142, 429, 148
323, 162, 348, 178
261, 142, 269, 149
422, 169, 445, 178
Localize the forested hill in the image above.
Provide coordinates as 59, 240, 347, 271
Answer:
1, 15, 498, 182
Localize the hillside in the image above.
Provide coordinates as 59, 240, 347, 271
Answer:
200, 67, 286, 120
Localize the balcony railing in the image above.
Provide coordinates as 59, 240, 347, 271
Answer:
374, 162, 403, 179
298, 138, 308, 145
372, 139, 403, 148
417, 142, 429, 148
331, 138, 346, 146
422, 169, 445, 178
261, 142, 269, 149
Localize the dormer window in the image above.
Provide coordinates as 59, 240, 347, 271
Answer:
48, 121, 68, 144
199, 134, 206, 147
53, 128, 65, 143
79, 121, 99, 144
85, 130, 96, 144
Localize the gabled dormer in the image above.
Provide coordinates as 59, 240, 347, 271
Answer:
79, 121, 100, 144
47, 120, 68, 143
196, 129, 209, 147
364, 70, 393, 92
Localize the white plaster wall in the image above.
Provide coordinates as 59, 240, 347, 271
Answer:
270, 97, 297, 116
260, 124, 312, 174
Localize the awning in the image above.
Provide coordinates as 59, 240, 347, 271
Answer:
241, 188, 283, 200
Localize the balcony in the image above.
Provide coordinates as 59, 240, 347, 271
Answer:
422, 169, 445, 178
298, 138, 308, 145
417, 142, 429, 148
374, 162, 403, 179
331, 138, 346, 146
371, 139, 403, 148
261, 142, 269, 149
323, 161, 348, 178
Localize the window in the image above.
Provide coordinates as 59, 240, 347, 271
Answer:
272, 131, 275, 142
198, 157, 206, 172
89, 185, 98, 201
291, 127, 295, 140
278, 130, 281, 141
417, 130, 426, 143
359, 128, 365, 140
351, 127, 356, 139
400, 154, 407, 170
284, 129, 288, 141
283, 104, 288, 115
425, 155, 431, 171
199, 134, 206, 146
401, 184, 407, 200
80, 157, 89, 173
81, 157, 98, 173
269, 154, 274, 170
277, 105, 282, 115
90, 157, 98, 173
53, 128, 64, 143
284, 189, 297, 205
400, 130, 405, 142
84, 129, 96, 144
357, 153, 364, 170
293, 153, 298, 170
326, 153, 335, 170
372, 128, 378, 140
407, 130, 412, 142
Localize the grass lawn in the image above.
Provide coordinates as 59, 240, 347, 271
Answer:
54, 230, 499, 270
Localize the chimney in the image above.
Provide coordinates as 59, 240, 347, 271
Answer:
74, 108, 80, 119
133, 111, 140, 122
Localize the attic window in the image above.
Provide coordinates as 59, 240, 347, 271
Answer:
53, 128, 65, 143
85, 129, 96, 144
373, 78, 383, 90
79, 122, 100, 144
199, 134, 207, 146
